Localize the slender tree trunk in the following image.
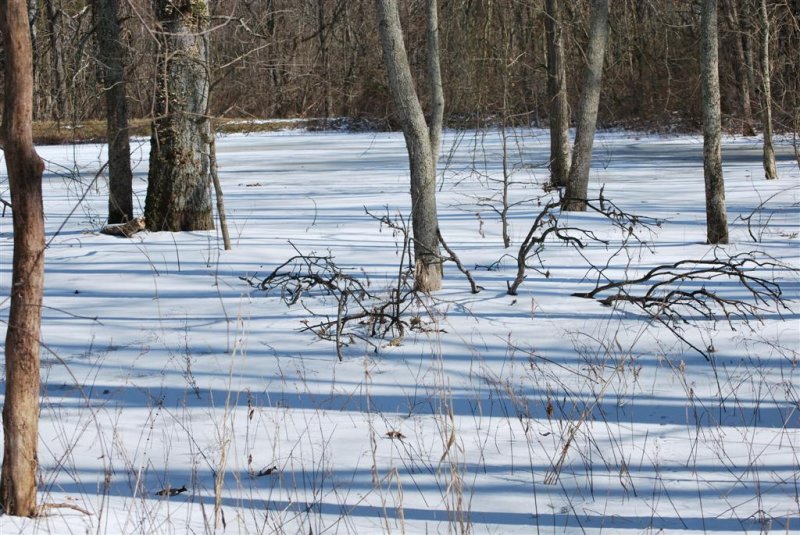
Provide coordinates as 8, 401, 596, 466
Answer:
544, 0, 571, 187
145, 0, 214, 231
759, 0, 778, 180
375, 0, 442, 292
724, 0, 755, 136
0, 0, 46, 516
94, 0, 134, 223
316, 0, 332, 121
562, 0, 609, 212
27, 0, 39, 119
426, 0, 444, 165
44, 0, 66, 125
701, 0, 729, 244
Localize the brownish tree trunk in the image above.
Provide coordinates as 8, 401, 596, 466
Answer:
562, 0, 609, 212
93, 0, 134, 223
544, 0, 571, 187
375, 0, 442, 292
0, 0, 46, 517
145, 0, 214, 231
759, 0, 778, 180
701, 0, 729, 244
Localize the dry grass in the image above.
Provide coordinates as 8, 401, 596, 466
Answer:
30, 118, 312, 145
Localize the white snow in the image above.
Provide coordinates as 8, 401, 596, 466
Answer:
1, 128, 798, 534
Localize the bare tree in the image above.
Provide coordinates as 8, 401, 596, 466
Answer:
44, 0, 67, 124
562, 0, 609, 212
544, 0, 570, 187
374, 0, 442, 292
758, 0, 778, 180
701, 0, 729, 244
724, 0, 755, 136
93, 0, 134, 223
0, 0, 46, 516
145, 0, 214, 231
427, 0, 444, 164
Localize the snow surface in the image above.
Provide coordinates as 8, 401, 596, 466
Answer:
1, 129, 799, 534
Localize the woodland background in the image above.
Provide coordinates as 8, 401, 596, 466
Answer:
8, 0, 800, 136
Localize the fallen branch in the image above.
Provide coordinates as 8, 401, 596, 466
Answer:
573, 250, 793, 329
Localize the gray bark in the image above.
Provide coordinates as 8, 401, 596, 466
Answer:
375, 0, 442, 292
759, 0, 778, 180
94, 0, 134, 223
701, 0, 729, 244
544, 0, 571, 187
724, 0, 755, 136
426, 0, 444, 165
145, 0, 214, 232
44, 0, 66, 124
562, 0, 609, 212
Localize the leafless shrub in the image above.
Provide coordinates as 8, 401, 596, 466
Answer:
507, 190, 660, 295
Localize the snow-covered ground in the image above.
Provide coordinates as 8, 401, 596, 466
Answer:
1, 129, 798, 534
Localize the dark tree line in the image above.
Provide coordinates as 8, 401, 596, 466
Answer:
1, 0, 796, 134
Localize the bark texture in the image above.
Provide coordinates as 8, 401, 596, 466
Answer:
145, 0, 213, 231
0, 0, 46, 516
562, 0, 609, 212
701, 0, 729, 244
375, 0, 442, 292
43, 0, 66, 124
759, 0, 778, 180
426, 0, 444, 165
544, 0, 570, 187
724, 0, 755, 136
94, 0, 134, 223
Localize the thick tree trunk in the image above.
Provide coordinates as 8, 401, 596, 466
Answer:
94, 0, 134, 223
724, 0, 755, 136
544, 0, 571, 187
0, 0, 46, 516
426, 0, 444, 165
145, 0, 213, 231
759, 0, 778, 180
701, 0, 729, 244
375, 0, 442, 292
562, 0, 609, 212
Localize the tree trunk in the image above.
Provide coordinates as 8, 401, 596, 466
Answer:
562, 0, 609, 212
701, 0, 729, 244
544, 0, 571, 187
145, 0, 214, 231
93, 0, 134, 223
375, 0, 442, 292
759, 0, 778, 180
426, 0, 444, 165
724, 0, 755, 136
44, 0, 66, 125
0, 0, 46, 516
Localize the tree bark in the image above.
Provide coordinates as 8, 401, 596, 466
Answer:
426, 0, 444, 165
562, 0, 609, 212
0, 0, 46, 516
758, 0, 778, 180
375, 0, 442, 292
724, 0, 755, 136
43, 0, 66, 124
701, 0, 729, 244
145, 0, 213, 231
544, 0, 571, 187
93, 0, 134, 223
